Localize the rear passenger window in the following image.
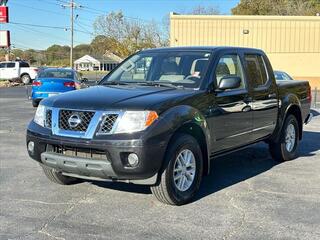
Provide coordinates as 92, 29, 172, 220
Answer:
244, 55, 268, 88
0, 63, 5, 68
20, 62, 30, 67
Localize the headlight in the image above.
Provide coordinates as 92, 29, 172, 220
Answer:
114, 111, 158, 134
34, 104, 46, 127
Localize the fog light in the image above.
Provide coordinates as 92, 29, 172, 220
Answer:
28, 141, 35, 153
128, 153, 139, 167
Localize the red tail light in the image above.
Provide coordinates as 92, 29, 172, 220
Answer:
307, 85, 312, 103
64, 81, 75, 87
33, 68, 38, 72
32, 81, 42, 86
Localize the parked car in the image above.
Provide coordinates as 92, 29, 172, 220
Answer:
31, 68, 84, 107
0, 61, 38, 84
26, 47, 312, 205
274, 70, 294, 81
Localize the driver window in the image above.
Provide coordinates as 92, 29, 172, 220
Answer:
214, 55, 245, 90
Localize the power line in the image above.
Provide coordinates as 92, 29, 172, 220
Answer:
10, 1, 69, 17
10, 21, 68, 30
9, 21, 93, 36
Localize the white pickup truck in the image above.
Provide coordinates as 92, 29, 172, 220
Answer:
0, 61, 38, 84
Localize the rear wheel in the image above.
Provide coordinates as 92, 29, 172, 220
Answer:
151, 134, 203, 205
269, 114, 299, 162
21, 74, 31, 84
41, 165, 80, 185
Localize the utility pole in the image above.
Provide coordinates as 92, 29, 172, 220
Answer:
61, 0, 81, 68
70, 0, 74, 69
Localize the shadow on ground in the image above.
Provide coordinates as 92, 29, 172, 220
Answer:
91, 130, 320, 202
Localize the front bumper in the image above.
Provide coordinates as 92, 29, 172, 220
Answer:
26, 121, 169, 185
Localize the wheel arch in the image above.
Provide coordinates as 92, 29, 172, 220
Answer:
158, 105, 212, 177
20, 72, 30, 78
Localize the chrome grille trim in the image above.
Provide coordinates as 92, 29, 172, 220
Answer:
97, 113, 120, 135
50, 108, 122, 139
45, 109, 52, 129
59, 109, 95, 132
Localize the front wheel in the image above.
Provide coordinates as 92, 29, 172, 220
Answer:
41, 165, 80, 185
151, 133, 203, 205
269, 114, 299, 162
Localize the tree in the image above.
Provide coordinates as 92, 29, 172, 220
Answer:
93, 11, 167, 58
188, 5, 220, 15
232, 0, 320, 16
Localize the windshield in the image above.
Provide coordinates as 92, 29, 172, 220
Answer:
38, 69, 74, 79
100, 51, 212, 89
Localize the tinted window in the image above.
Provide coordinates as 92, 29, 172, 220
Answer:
244, 55, 268, 88
38, 69, 74, 79
274, 71, 284, 80
0, 63, 5, 68
6, 63, 15, 68
101, 51, 211, 89
20, 62, 30, 67
215, 54, 245, 90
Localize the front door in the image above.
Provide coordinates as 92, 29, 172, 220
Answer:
209, 53, 253, 153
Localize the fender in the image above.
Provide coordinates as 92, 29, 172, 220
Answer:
270, 93, 302, 142
156, 105, 212, 175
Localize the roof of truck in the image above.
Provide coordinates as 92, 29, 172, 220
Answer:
140, 46, 264, 53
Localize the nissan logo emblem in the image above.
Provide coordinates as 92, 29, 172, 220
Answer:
68, 114, 82, 128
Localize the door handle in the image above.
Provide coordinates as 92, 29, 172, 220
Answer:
268, 93, 277, 98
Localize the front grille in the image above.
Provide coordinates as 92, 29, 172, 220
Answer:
45, 109, 52, 128
59, 110, 94, 132
47, 145, 108, 161
99, 114, 119, 134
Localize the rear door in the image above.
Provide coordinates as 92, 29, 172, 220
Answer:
243, 53, 278, 140
209, 52, 253, 153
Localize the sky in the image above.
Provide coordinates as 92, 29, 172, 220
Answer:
1, 0, 239, 50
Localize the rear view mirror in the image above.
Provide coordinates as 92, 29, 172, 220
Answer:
218, 76, 241, 91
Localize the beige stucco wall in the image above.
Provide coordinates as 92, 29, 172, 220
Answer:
170, 14, 320, 88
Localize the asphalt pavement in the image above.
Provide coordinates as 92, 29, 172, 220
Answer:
0, 86, 319, 240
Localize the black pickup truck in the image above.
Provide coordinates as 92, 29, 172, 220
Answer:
26, 47, 313, 205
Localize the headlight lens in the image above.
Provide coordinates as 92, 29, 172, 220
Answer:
34, 104, 46, 127
114, 111, 158, 134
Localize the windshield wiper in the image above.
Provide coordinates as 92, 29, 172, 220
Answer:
135, 82, 181, 89
102, 81, 129, 86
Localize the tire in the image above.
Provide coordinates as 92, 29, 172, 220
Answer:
269, 114, 299, 162
41, 165, 80, 185
151, 133, 203, 205
21, 74, 31, 84
32, 100, 39, 108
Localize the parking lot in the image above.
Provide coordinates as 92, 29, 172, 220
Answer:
0, 86, 319, 240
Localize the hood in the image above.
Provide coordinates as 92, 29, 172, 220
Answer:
42, 85, 197, 111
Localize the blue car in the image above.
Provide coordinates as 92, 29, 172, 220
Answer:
31, 68, 84, 107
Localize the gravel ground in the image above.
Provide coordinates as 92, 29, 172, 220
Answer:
0, 87, 319, 240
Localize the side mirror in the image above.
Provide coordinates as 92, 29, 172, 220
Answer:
217, 76, 241, 91
81, 77, 88, 83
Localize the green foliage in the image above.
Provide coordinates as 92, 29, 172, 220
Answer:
232, 0, 320, 15
4, 11, 168, 66
93, 11, 168, 58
